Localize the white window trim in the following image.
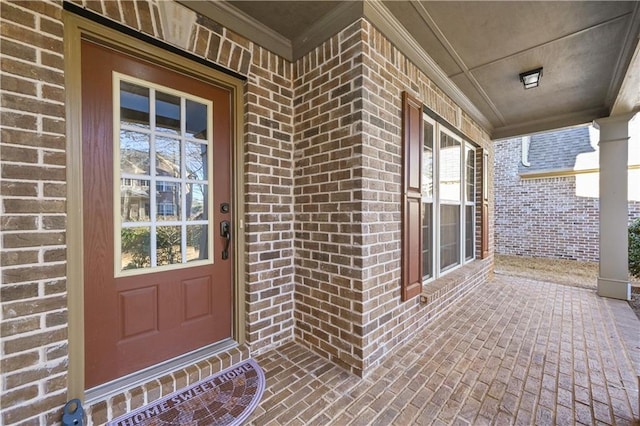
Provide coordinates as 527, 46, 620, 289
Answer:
422, 113, 477, 284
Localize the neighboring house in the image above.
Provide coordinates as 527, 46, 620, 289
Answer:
494, 124, 640, 262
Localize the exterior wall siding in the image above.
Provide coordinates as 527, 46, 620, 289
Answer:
494, 137, 640, 262
0, 0, 494, 423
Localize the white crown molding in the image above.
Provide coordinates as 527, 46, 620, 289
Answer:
610, 37, 640, 116
492, 106, 609, 140
410, 1, 506, 127
606, 2, 640, 112
177, 0, 292, 60
362, 1, 493, 134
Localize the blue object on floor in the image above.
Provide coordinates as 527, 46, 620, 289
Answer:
62, 399, 84, 426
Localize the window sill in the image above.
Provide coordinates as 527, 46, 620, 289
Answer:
420, 259, 488, 304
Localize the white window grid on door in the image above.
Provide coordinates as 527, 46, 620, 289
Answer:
113, 72, 214, 277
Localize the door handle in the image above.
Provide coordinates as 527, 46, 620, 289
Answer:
220, 221, 231, 260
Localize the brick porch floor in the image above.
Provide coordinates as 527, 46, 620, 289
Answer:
248, 275, 640, 425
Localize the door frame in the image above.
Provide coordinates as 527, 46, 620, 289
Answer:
64, 11, 246, 401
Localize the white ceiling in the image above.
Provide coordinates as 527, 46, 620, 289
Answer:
182, 1, 640, 139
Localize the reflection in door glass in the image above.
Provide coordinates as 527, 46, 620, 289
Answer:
117, 77, 212, 274
156, 181, 181, 221
156, 136, 181, 178
121, 179, 150, 222
120, 131, 150, 174
185, 142, 207, 180
186, 100, 208, 140
121, 227, 151, 270
157, 226, 182, 265
120, 82, 150, 129
186, 183, 208, 221
156, 91, 181, 134
187, 225, 208, 261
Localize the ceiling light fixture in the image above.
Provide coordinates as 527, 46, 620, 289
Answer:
519, 67, 543, 89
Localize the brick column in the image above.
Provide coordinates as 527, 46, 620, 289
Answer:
594, 113, 636, 300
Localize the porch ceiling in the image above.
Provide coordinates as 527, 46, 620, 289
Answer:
181, 1, 640, 139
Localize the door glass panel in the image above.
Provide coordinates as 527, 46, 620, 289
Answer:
120, 131, 150, 174
121, 227, 151, 270
156, 91, 181, 135
187, 225, 208, 262
186, 183, 208, 221
156, 136, 181, 178
157, 226, 182, 265
116, 76, 213, 275
121, 179, 150, 222
120, 82, 150, 129
156, 181, 181, 221
186, 100, 208, 140
186, 142, 208, 181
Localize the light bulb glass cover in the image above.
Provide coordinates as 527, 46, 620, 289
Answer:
519, 67, 543, 89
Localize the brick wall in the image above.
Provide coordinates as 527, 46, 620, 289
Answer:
293, 20, 368, 373
1, 1, 70, 424
494, 137, 640, 262
1, 0, 295, 423
293, 19, 494, 376
1, 0, 495, 423
357, 20, 493, 373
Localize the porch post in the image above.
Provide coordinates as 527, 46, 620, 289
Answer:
594, 113, 636, 300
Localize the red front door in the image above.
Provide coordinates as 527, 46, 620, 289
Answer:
81, 39, 233, 388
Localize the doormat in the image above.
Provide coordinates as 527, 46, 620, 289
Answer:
108, 359, 265, 426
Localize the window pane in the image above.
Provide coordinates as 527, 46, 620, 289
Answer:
121, 179, 150, 222
156, 136, 181, 178
440, 204, 460, 271
186, 100, 207, 140
121, 227, 151, 270
157, 226, 182, 265
465, 205, 474, 260
423, 121, 434, 199
116, 79, 213, 274
156, 181, 181, 221
187, 225, 208, 261
422, 203, 433, 280
186, 183, 207, 221
186, 142, 208, 181
156, 91, 181, 134
120, 131, 150, 175
120, 82, 149, 129
440, 132, 461, 201
465, 145, 475, 203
